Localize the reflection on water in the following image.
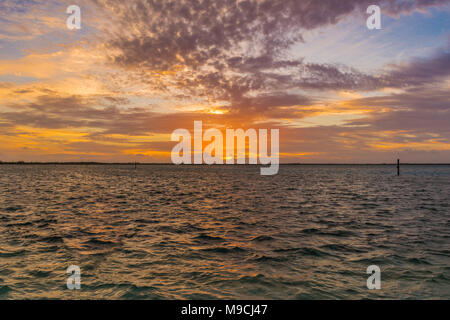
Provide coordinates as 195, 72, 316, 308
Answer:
0, 164, 449, 299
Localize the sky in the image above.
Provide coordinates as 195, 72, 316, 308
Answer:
0, 0, 449, 163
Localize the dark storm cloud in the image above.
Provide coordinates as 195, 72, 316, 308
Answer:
0, 93, 233, 135
231, 93, 313, 114
381, 0, 450, 15
64, 141, 125, 154
346, 87, 450, 134
97, 0, 448, 70
90, 0, 449, 112
1, 88, 448, 162
1, 95, 116, 129
384, 49, 450, 87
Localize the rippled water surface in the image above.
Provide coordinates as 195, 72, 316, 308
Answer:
0, 164, 449, 299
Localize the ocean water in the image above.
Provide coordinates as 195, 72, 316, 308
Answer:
0, 164, 449, 299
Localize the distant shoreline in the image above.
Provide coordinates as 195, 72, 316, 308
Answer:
1, 162, 449, 166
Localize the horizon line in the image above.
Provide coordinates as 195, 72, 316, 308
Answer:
1, 161, 450, 165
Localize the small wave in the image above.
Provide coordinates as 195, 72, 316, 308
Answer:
251, 235, 274, 242
274, 247, 329, 257
30, 270, 52, 278
325, 230, 356, 237
0, 285, 12, 296
163, 224, 203, 234
300, 228, 355, 237
237, 274, 273, 286
201, 246, 246, 254
4, 206, 23, 212
320, 244, 365, 253
84, 238, 120, 246
300, 228, 320, 234
0, 249, 27, 258
6, 221, 32, 227
135, 219, 160, 224
252, 255, 287, 262
42, 235, 64, 243
407, 257, 432, 265
194, 234, 225, 242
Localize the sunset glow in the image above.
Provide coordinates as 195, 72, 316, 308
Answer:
0, 0, 449, 163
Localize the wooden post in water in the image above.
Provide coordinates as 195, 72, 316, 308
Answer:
397, 159, 400, 176
134, 161, 137, 170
